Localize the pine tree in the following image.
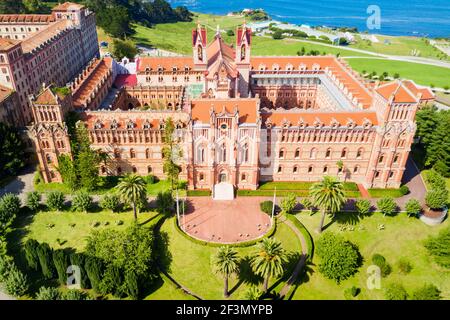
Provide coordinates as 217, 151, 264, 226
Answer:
52, 249, 70, 285
23, 239, 40, 271
36, 243, 55, 279
85, 256, 104, 293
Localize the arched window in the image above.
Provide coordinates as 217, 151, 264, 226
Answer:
199, 173, 204, 181
325, 148, 332, 159
241, 143, 249, 163
378, 154, 384, 163
117, 167, 122, 175
389, 171, 395, 179
114, 149, 121, 159
197, 145, 205, 163
393, 154, 400, 164
293, 165, 298, 173
145, 149, 150, 159
101, 166, 106, 174
132, 166, 137, 173
130, 148, 136, 159
295, 148, 300, 158
241, 173, 247, 182
308, 165, 313, 173
323, 166, 328, 173
147, 166, 152, 174
220, 144, 227, 163
279, 148, 285, 159
356, 148, 364, 159
277, 166, 283, 173
341, 148, 347, 158
46, 154, 52, 163
354, 165, 359, 173
374, 171, 381, 178
309, 148, 317, 159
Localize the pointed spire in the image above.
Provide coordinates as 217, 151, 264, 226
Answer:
216, 25, 221, 38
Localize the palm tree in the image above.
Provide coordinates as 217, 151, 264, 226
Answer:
96, 150, 111, 175
309, 176, 347, 233
212, 246, 240, 298
251, 238, 287, 293
115, 174, 146, 220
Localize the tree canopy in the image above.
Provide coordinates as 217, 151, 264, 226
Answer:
0, 123, 26, 181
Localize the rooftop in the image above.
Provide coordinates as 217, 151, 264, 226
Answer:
0, 14, 54, 24
52, 2, 85, 11
191, 98, 258, 124
0, 38, 20, 51
21, 19, 72, 53
0, 84, 13, 103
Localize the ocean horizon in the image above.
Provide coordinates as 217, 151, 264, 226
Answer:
167, 0, 450, 38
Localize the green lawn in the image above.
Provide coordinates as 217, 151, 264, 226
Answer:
15, 210, 159, 251
251, 36, 371, 57
289, 211, 450, 300
350, 35, 449, 61
346, 58, 450, 88
159, 216, 301, 300
144, 274, 196, 300
367, 188, 405, 198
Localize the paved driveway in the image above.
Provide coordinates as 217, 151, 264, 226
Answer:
0, 166, 35, 203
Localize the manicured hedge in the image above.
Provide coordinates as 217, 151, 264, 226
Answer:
186, 190, 211, 197
368, 188, 405, 198
259, 181, 359, 191
284, 214, 314, 260
237, 189, 361, 198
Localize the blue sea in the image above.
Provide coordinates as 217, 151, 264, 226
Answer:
168, 0, 450, 38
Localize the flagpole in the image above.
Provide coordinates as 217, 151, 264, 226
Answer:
176, 189, 180, 227
271, 187, 276, 223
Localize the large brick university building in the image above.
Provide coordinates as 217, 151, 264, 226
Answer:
0, 3, 435, 191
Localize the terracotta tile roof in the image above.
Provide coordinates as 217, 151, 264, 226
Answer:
206, 35, 238, 78
237, 26, 251, 46
251, 56, 373, 109
192, 25, 207, 47
21, 19, 71, 53
0, 14, 55, 23
376, 81, 418, 103
137, 56, 194, 73
261, 110, 378, 128
52, 2, 85, 11
82, 112, 162, 130
114, 74, 138, 88
0, 38, 20, 51
402, 80, 435, 101
34, 87, 65, 105
0, 84, 13, 103
72, 58, 112, 109
191, 98, 258, 124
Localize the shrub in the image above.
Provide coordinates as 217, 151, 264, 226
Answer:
100, 193, 121, 213
46, 191, 65, 211
384, 283, 408, 300
280, 193, 297, 214
411, 284, 441, 300
272, 30, 284, 40
243, 286, 262, 300
63, 289, 90, 300
355, 199, 371, 216
71, 192, 93, 213
144, 175, 157, 184
35, 286, 61, 300
85, 256, 104, 293
69, 253, 90, 289
405, 199, 422, 217
260, 201, 273, 215
397, 258, 413, 274
0, 255, 13, 282
399, 185, 410, 195
0, 193, 21, 215
424, 226, 450, 268
316, 232, 361, 283
376, 197, 397, 216
177, 180, 188, 190
344, 286, 360, 299
156, 191, 174, 215
124, 270, 139, 299
425, 190, 448, 210
226, 29, 235, 36
26, 191, 41, 211
99, 265, 124, 297
426, 170, 447, 190
23, 239, 40, 271
5, 265, 28, 297
36, 242, 55, 279
53, 249, 70, 285
371, 253, 391, 277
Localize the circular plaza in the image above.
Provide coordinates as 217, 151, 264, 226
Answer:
180, 197, 272, 244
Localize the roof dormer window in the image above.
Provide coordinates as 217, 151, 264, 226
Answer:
110, 120, 118, 130
127, 120, 135, 129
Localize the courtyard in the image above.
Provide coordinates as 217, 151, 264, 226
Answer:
181, 197, 272, 244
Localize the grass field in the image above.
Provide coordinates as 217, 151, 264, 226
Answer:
15, 210, 159, 251
367, 188, 406, 198
350, 35, 449, 61
289, 211, 449, 300
159, 216, 301, 300
346, 58, 450, 88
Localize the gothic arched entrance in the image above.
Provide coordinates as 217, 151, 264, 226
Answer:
219, 171, 227, 183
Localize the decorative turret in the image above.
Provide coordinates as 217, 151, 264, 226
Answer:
235, 22, 252, 64
192, 24, 208, 69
